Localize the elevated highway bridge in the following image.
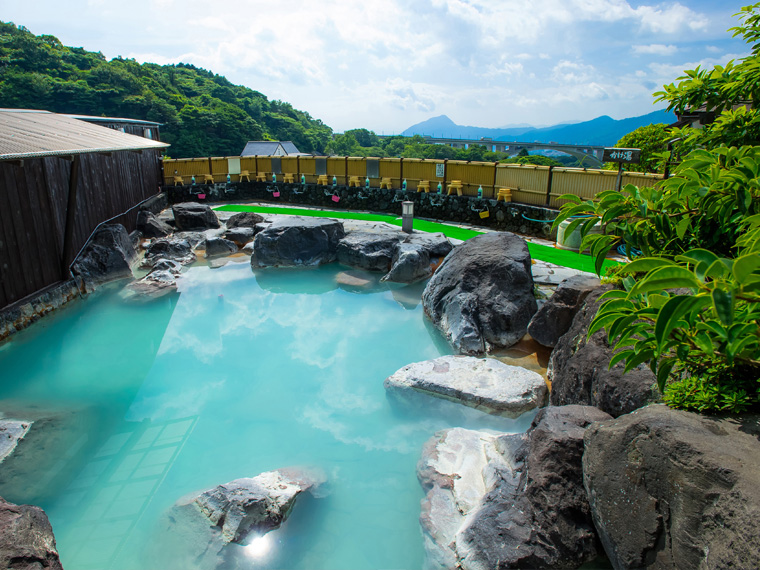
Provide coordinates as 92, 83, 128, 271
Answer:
419, 136, 605, 167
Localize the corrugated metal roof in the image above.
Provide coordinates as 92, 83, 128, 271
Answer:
0, 109, 169, 160
280, 141, 303, 154
65, 113, 162, 127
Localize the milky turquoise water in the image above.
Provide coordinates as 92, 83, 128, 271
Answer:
0, 260, 534, 570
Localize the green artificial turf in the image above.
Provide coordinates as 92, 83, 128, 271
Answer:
214, 204, 619, 273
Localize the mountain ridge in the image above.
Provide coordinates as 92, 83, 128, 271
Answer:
402, 109, 676, 146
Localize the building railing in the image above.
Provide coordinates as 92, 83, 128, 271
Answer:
163, 156, 662, 208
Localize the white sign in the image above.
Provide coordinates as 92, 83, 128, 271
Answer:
435, 163, 445, 178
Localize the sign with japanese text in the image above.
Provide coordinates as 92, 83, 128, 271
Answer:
435, 163, 445, 178
603, 148, 641, 164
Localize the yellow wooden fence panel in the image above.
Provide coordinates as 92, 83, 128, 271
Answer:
327, 157, 347, 184
401, 159, 442, 191
446, 161, 497, 197
299, 157, 318, 183
379, 158, 402, 188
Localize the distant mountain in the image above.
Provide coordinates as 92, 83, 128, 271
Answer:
402, 109, 676, 146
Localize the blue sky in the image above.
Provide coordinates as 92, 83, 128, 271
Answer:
0, 0, 751, 132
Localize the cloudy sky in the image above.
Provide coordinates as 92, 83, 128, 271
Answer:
0, 0, 750, 132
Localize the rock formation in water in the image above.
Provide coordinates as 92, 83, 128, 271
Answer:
419, 405, 611, 569
421, 232, 537, 354
71, 223, 136, 290
251, 217, 345, 267
384, 355, 547, 418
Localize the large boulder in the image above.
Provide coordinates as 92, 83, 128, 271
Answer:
204, 237, 238, 258
71, 223, 135, 289
418, 405, 611, 570
251, 217, 345, 267
384, 355, 547, 418
172, 202, 220, 231
547, 286, 660, 417
0, 497, 63, 570
135, 209, 172, 238
226, 211, 265, 228
422, 232, 538, 354
583, 404, 760, 570
528, 273, 601, 347
336, 231, 403, 271
142, 238, 196, 267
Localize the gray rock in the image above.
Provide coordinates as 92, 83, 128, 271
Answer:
143, 238, 196, 267
71, 223, 136, 290
0, 420, 31, 464
547, 286, 660, 417
418, 428, 509, 570
226, 211, 265, 228
383, 242, 432, 283
172, 202, 220, 231
251, 217, 345, 267
125, 259, 182, 300
385, 355, 547, 418
457, 405, 611, 570
336, 231, 403, 271
136, 209, 172, 238
204, 237, 238, 258
0, 497, 63, 570
223, 227, 256, 247
161, 468, 324, 568
583, 404, 760, 570
405, 232, 453, 257
174, 231, 207, 250
422, 232, 538, 354
528, 274, 601, 347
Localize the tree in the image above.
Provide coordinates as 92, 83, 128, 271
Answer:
553, 4, 760, 414
604, 123, 669, 173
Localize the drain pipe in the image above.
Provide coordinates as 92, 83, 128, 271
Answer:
66, 192, 164, 289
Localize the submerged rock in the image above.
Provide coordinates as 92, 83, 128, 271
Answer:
385, 355, 547, 418
422, 232, 537, 354
0, 497, 63, 570
584, 404, 760, 570
548, 286, 660, 417
251, 217, 345, 267
172, 202, 220, 231
383, 242, 432, 283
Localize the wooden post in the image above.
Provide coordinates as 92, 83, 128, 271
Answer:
399, 157, 404, 187
544, 165, 554, 206
61, 155, 81, 278
345, 156, 348, 186
492, 162, 498, 199
615, 163, 623, 192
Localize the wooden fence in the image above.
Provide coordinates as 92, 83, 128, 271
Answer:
0, 149, 163, 309
164, 156, 662, 208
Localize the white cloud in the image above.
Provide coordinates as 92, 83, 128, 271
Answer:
633, 44, 678, 56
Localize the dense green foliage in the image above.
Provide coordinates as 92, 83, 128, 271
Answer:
654, 3, 760, 154
554, 5, 760, 414
0, 22, 332, 157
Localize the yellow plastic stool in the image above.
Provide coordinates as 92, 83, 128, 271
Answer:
447, 180, 463, 196
497, 188, 513, 202
380, 177, 393, 189
417, 180, 430, 193
317, 175, 329, 185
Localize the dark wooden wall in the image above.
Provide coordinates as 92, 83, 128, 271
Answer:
0, 149, 163, 309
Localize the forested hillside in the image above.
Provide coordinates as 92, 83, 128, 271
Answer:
0, 22, 332, 158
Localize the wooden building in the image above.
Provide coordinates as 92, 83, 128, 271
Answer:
0, 109, 169, 310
